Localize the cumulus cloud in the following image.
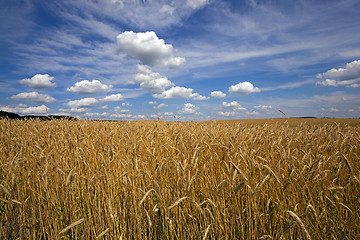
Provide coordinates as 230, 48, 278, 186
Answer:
122, 102, 132, 107
19, 74, 55, 89
67, 80, 112, 93
321, 107, 339, 112
178, 103, 199, 114
84, 112, 108, 118
210, 91, 226, 98
254, 105, 273, 110
320, 60, 360, 80
246, 110, 260, 115
10, 92, 55, 103
155, 103, 168, 109
229, 81, 261, 95
116, 31, 186, 68
110, 113, 135, 119
67, 97, 98, 108
217, 111, 237, 117
101, 93, 124, 102
133, 65, 174, 93
153, 86, 208, 100
222, 101, 246, 110
59, 107, 89, 113
186, 0, 208, 9
159, 4, 175, 14
317, 79, 359, 87
317, 60, 360, 87
163, 112, 173, 116
0, 104, 49, 114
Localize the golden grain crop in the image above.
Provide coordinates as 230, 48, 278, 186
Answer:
0, 118, 359, 239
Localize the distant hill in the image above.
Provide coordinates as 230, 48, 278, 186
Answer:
0, 111, 77, 121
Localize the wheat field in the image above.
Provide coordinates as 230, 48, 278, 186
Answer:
0, 118, 359, 239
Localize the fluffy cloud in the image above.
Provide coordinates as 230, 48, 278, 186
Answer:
116, 31, 186, 68
84, 112, 108, 118
59, 107, 89, 113
317, 79, 359, 87
133, 65, 174, 93
110, 113, 135, 119
153, 86, 208, 100
10, 92, 55, 103
101, 93, 124, 102
321, 107, 339, 112
122, 102, 132, 107
222, 101, 246, 110
186, 0, 208, 9
210, 91, 226, 98
317, 60, 360, 87
159, 4, 175, 14
320, 60, 360, 80
67, 80, 112, 93
178, 103, 199, 114
246, 110, 260, 115
67, 97, 98, 108
254, 105, 273, 110
0, 104, 49, 114
229, 81, 261, 95
155, 103, 168, 109
217, 111, 237, 117
19, 74, 55, 89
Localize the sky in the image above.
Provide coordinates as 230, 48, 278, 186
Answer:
1, 0, 360, 120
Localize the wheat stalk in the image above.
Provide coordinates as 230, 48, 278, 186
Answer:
168, 196, 188, 210
286, 211, 311, 240
59, 218, 85, 234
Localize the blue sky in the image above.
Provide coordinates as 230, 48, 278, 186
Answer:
1, 0, 360, 120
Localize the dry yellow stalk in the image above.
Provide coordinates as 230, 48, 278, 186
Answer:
59, 218, 85, 234
168, 196, 188, 210
286, 211, 311, 240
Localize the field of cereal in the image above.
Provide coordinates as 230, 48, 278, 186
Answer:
1, 118, 359, 239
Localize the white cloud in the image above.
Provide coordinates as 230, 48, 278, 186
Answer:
122, 102, 132, 107
159, 4, 175, 15
67, 80, 112, 93
153, 86, 208, 100
133, 65, 174, 93
163, 112, 174, 116
101, 93, 124, 102
179, 103, 199, 114
317, 60, 360, 87
246, 110, 260, 115
116, 31, 186, 68
110, 113, 135, 119
67, 97, 98, 108
0, 104, 49, 114
22, 105, 49, 114
148, 101, 157, 105
10, 92, 55, 103
119, 109, 130, 113
317, 79, 359, 87
186, 0, 208, 9
62, 108, 89, 113
321, 60, 360, 81
222, 101, 246, 110
254, 105, 273, 110
229, 81, 261, 95
156, 103, 168, 109
321, 107, 339, 113
217, 111, 237, 117
210, 91, 226, 98
84, 112, 108, 118
19, 74, 55, 89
